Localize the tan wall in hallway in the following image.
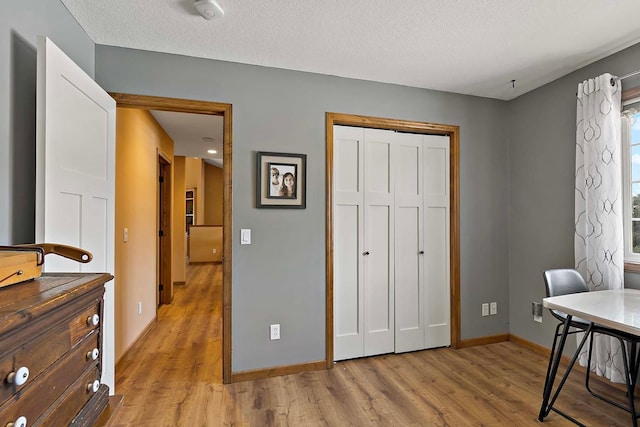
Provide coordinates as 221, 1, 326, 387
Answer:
173, 156, 186, 283
185, 158, 205, 225
204, 163, 223, 225
115, 107, 174, 364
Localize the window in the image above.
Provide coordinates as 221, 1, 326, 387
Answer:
623, 100, 640, 262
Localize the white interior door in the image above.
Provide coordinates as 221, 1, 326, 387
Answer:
394, 133, 426, 353
333, 126, 365, 361
362, 128, 395, 357
36, 36, 116, 392
423, 135, 450, 348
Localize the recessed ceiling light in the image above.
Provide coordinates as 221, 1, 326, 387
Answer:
207, 149, 217, 154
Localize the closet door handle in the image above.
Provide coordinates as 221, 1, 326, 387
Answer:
419, 251, 424, 255
362, 251, 370, 256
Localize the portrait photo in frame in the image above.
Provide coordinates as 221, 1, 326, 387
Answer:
256, 151, 307, 208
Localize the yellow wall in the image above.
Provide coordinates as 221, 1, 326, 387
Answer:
204, 163, 223, 225
189, 225, 222, 262
115, 107, 174, 364
185, 158, 205, 225
173, 156, 186, 284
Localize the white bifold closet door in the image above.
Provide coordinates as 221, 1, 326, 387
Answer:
333, 125, 450, 361
334, 126, 395, 361
394, 134, 450, 353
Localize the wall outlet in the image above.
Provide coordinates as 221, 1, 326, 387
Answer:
481, 303, 489, 317
270, 324, 280, 340
490, 302, 497, 315
532, 301, 543, 323
138, 301, 142, 315
212, 248, 217, 253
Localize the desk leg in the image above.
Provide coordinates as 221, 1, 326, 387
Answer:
539, 316, 572, 421
539, 316, 593, 422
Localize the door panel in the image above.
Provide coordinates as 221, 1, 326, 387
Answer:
363, 129, 394, 357
394, 135, 425, 353
423, 135, 450, 348
333, 126, 365, 361
36, 36, 116, 391
334, 204, 363, 360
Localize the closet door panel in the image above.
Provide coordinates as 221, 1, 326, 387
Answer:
423, 135, 450, 348
333, 126, 365, 360
364, 205, 394, 356
394, 138, 425, 353
425, 206, 450, 346
363, 129, 395, 357
334, 204, 363, 360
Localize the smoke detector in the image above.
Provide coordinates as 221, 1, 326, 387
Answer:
194, 0, 224, 20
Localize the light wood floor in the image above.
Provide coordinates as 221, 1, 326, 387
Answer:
109, 263, 636, 426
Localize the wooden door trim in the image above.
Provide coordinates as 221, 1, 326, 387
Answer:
325, 112, 461, 367
111, 93, 233, 384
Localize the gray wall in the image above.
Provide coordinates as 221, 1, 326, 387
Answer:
94, 46, 510, 371
508, 42, 640, 352
0, 2, 94, 245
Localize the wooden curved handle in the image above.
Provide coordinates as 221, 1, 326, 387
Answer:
16, 243, 93, 263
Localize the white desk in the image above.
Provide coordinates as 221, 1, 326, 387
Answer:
544, 289, 640, 336
539, 289, 640, 426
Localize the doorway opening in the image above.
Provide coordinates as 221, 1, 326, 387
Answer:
112, 93, 233, 384
158, 154, 172, 305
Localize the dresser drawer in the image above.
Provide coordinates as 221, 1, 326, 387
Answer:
0, 333, 100, 426
34, 366, 101, 427
69, 304, 101, 347
0, 304, 100, 407
0, 320, 71, 407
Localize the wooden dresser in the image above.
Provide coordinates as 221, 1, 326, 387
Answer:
0, 273, 113, 427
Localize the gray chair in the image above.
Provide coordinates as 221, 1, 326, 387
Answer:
543, 268, 640, 424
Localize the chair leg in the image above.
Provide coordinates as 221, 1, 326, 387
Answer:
545, 323, 593, 417
585, 335, 639, 423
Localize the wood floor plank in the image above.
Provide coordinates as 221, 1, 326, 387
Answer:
110, 263, 636, 426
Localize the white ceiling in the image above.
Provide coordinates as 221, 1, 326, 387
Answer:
150, 110, 223, 165
62, 0, 640, 100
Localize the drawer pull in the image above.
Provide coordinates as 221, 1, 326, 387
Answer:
6, 416, 27, 427
6, 367, 29, 386
87, 379, 100, 393
87, 314, 100, 327
86, 348, 100, 361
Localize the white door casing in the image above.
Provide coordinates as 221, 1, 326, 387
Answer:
36, 36, 116, 392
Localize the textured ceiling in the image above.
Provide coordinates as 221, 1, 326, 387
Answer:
61, 0, 640, 100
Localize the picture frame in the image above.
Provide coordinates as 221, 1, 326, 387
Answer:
256, 151, 307, 208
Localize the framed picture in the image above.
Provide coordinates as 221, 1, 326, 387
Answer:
256, 151, 307, 208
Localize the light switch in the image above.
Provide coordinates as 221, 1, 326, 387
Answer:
123, 228, 128, 242
241, 229, 251, 245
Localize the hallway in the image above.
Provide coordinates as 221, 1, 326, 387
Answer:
110, 263, 223, 425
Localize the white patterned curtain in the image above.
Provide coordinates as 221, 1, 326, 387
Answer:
575, 73, 624, 382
